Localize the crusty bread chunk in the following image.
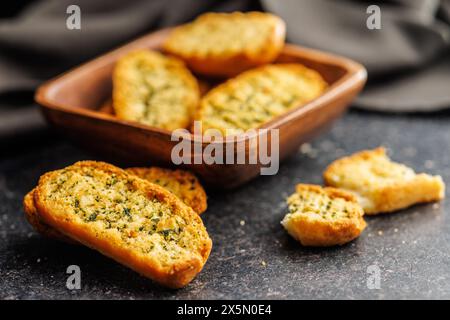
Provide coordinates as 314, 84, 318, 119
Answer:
127, 167, 207, 215
113, 50, 199, 131
324, 147, 445, 215
196, 64, 327, 135
163, 11, 286, 77
33, 161, 212, 288
281, 184, 366, 246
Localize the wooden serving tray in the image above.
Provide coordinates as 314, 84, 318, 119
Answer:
35, 28, 366, 188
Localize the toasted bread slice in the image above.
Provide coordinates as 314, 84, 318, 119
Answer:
34, 161, 212, 288
324, 147, 445, 215
163, 11, 286, 77
281, 184, 366, 246
126, 167, 207, 214
196, 64, 327, 135
24, 167, 208, 243
23, 189, 75, 244
113, 50, 200, 131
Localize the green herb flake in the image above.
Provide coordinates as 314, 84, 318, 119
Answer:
87, 213, 97, 222
123, 207, 131, 216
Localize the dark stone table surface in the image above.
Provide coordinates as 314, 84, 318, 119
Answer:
1, 109, 449, 300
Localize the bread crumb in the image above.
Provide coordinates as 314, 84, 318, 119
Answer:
261, 261, 267, 267
424, 160, 435, 169
394, 228, 398, 233
377, 230, 383, 236
239, 220, 246, 226
433, 203, 440, 210
300, 143, 312, 153
299, 143, 318, 158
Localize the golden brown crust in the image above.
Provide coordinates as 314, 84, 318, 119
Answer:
113, 50, 200, 131
34, 161, 212, 288
324, 147, 446, 215
281, 184, 366, 247
126, 167, 207, 214
23, 189, 75, 244
195, 63, 328, 135
163, 11, 286, 77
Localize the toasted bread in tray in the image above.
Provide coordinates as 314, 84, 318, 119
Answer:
196, 63, 327, 135
113, 50, 199, 131
33, 161, 212, 288
163, 11, 286, 77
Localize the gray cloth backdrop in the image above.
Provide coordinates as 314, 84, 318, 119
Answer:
263, 0, 450, 112
1, 0, 449, 140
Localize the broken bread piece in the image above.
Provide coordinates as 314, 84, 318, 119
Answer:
33, 161, 212, 288
127, 167, 207, 215
323, 147, 445, 215
113, 50, 199, 131
163, 11, 286, 77
281, 184, 366, 246
24, 166, 208, 244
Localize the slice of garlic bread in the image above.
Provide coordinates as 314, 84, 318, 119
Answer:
197, 63, 327, 135
24, 167, 207, 243
281, 184, 366, 246
324, 147, 445, 215
34, 161, 212, 288
113, 50, 199, 131
126, 167, 207, 215
163, 11, 286, 77
23, 189, 75, 244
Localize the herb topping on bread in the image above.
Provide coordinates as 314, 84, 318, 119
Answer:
34, 161, 211, 288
